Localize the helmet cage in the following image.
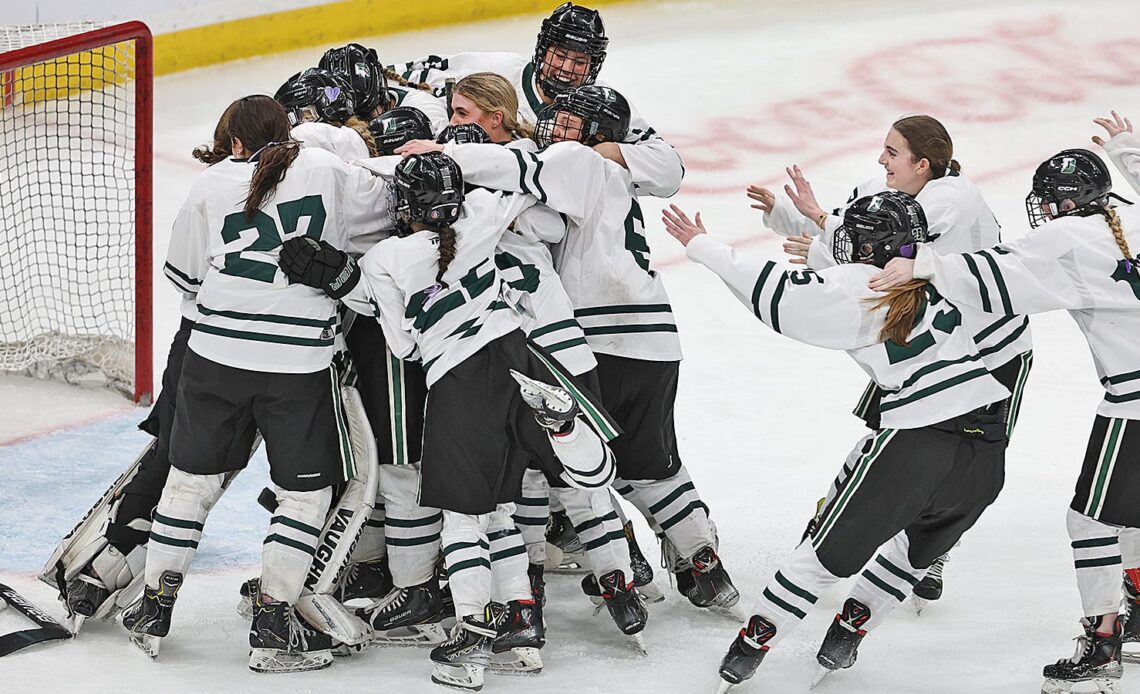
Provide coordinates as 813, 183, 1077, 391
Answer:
533, 3, 608, 97
533, 87, 628, 147
275, 69, 356, 126
1024, 151, 1113, 229
833, 192, 929, 268
436, 122, 491, 145
393, 153, 464, 229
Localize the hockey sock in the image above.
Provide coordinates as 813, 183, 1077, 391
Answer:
145, 468, 226, 589
547, 421, 615, 489
557, 486, 631, 580
262, 486, 333, 605
442, 511, 493, 621
749, 541, 841, 649
351, 505, 387, 564
489, 505, 531, 604
513, 469, 551, 565
847, 533, 924, 632
379, 464, 441, 588
1067, 508, 1124, 617
623, 467, 713, 561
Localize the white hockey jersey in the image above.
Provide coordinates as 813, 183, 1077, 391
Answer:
1102, 132, 1140, 197
445, 140, 684, 363
394, 51, 684, 197
914, 207, 1140, 419
686, 234, 1010, 428
768, 172, 1033, 371
386, 84, 449, 135
342, 187, 536, 387
292, 121, 370, 161
164, 148, 390, 373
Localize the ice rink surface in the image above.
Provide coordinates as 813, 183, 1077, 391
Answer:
4, 0, 1140, 691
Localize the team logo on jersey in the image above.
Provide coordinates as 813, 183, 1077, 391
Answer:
1111, 259, 1140, 300
1061, 157, 1077, 175
320, 326, 335, 340
323, 86, 342, 102
866, 196, 883, 213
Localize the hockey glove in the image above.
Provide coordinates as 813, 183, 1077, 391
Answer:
279, 237, 360, 299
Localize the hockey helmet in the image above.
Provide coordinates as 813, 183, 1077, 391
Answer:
534, 85, 629, 147
318, 43, 390, 119
436, 122, 491, 145
392, 152, 464, 230
274, 68, 356, 126
533, 2, 608, 98
1025, 149, 1115, 229
833, 191, 929, 268
368, 107, 434, 156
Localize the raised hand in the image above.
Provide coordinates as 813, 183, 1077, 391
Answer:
784, 164, 826, 223
1092, 111, 1133, 147
746, 185, 776, 214
661, 204, 707, 247
782, 233, 813, 265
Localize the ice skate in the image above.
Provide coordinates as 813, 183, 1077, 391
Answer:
248, 595, 333, 673
356, 578, 448, 647
236, 576, 260, 618
510, 369, 578, 433
1041, 617, 1122, 694
716, 614, 777, 693
625, 521, 664, 604
121, 570, 182, 659
683, 546, 740, 618
583, 569, 649, 655
911, 553, 948, 616
337, 556, 393, 604
811, 598, 871, 689
430, 603, 508, 691
545, 509, 588, 574
488, 599, 544, 675
1121, 574, 1140, 663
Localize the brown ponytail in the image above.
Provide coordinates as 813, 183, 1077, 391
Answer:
892, 115, 959, 179
192, 99, 242, 165
866, 280, 930, 345
345, 116, 379, 156
383, 68, 435, 94
244, 141, 301, 220
1105, 206, 1135, 262
436, 225, 458, 285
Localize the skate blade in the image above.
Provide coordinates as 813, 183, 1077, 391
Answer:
370, 622, 449, 647
714, 677, 737, 694
235, 595, 254, 619
810, 666, 834, 689
911, 596, 929, 616
487, 647, 543, 675
431, 662, 486, 691
1041, 677, 1121, 694
626, 631, 648, 656
248, 647, 333, 674
67, 614, 87, 634
636, 581, 666, 604
549, 561, 589, 575
1122, 645, 1140, 664
128, 632, 161, 659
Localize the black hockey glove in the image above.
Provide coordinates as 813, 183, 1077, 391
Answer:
278, 237, 360, 299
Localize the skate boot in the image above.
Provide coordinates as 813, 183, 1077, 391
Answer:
528, 563, 546, 609
356, 578, 448, 646
121, 570, 182, 659
430, 602, 508, 691
337, 556, 394, 603
912, 553, 948, 615
66, 573, 111, 619
582, 569, 649, 654
236, 576, 260, 618
248, 595, 333, 673
812, 598, 871, 688
510, 369, 578, 434
1041, 616, 1123, 694
1122, 571, 1140, 663
625, 521, 664, 604
489, 599, 544, 675
683, 546, 740, 615
717, 614, 777, 693
546, 509, 587, 574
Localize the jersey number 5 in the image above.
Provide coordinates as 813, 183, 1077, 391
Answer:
219, 196, 327, 283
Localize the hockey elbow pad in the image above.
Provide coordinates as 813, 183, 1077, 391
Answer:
279, 237, 360, 299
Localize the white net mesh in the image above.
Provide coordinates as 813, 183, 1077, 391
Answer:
0, 22, 140, 396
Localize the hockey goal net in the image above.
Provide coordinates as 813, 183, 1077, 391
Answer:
0, 22, 153, 403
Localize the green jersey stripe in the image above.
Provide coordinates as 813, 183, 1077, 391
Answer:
769, 272, 790, 333
545, 337, 589, 353
878, 368, 991, 413
447, 557, 491, 575
574, 304, 673, 317
973, 314, 1017, 344
978, 318, 1029, 358
978, 250, 1013, 314
164, 261, 201, 287
443, 540, 488, 555
583, 323, 678, 336
751, 262, 777, 318
384, 514, 443, 528
961, 253, 992, 312
1104, 390, 1140, 404
896, 352, 983, 392
530, 318, 581, 339
526, 345, 620, 440
270, 515, 321, 537
1086, 418, 1123, 516
192, 323, 333, 347
1103, 368, 1140, 386
385, 535, 441, 547
762, 587, 806, 620
648, 482, 696, 515
1071, 537, 1119, 549
874, 555, 920, 587
861, 569, 907, 601
490, 545, 528, 562
197, 305, 335, 329
774, 571, 818, 604
1075, 555, 1123, 569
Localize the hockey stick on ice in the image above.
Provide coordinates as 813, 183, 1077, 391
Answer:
0, 583, 72, 656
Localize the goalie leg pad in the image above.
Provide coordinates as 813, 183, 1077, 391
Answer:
295, 592, 372, 646
144, 468, 226, 589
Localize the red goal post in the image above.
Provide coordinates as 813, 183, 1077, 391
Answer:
0, 21, 153, 403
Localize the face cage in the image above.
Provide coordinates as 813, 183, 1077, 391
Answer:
535, 110, 596, 147
536, 42, 605, 96
832, 225, 855, 265
285, 104, 320, 127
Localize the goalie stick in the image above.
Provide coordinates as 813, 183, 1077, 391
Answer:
0, 584, 72, 656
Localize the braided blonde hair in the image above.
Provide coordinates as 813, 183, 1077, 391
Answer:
1104, 206, 1134, 262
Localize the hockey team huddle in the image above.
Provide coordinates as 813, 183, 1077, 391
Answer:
38, 3, 1140, 693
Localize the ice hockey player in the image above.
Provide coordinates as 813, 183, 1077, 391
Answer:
274, 67, 377, 159
320, 41, 447, 133
663, 192, 1012, 692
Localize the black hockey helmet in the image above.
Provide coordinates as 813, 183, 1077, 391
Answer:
533, 2, 608, 98
436, 122, 491, 145
1025, 149, 1118, 229
535, 85, 629, 147
368, 107, 434, 156
318, 43, 390, 119
833, 191, 929, 268
392, 152, 464, 230
274, 68, 355, 126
